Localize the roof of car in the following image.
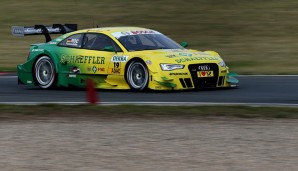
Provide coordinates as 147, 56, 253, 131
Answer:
76, 27, 154, 34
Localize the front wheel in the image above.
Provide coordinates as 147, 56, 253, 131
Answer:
34, 56, 56, 89
126, 60, 149, 91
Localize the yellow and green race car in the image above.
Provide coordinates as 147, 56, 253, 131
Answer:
12, 24, 238, 91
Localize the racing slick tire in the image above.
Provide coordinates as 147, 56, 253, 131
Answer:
33, 56, 56, 89
126, 60, 149, 91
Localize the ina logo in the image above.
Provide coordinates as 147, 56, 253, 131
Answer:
92, 65, 97, 73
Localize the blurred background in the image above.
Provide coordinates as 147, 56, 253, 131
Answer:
1, 0, 298, 74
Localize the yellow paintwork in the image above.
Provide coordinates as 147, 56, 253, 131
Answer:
54, 27, 234, 90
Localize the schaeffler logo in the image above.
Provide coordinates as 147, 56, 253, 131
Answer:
198, 65, 210, 71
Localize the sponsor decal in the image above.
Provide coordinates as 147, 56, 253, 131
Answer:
179, 53, 192, 57
12, 28, 24, 34
108, 62, 121, 74
92, 65, 97, 73
197, 71, 214, 77
175, 56, 220, 63
69, 74, 76, 78
87, 66, 104, 73
169, 72, 188, 76
27, 80, 32, 84
168, 49, 184, 52
166, 54, 176, 58
165, 51, 211, 58
114, 62, 120, 69
60, 55, 105, 65
111, 55, 128, 62
112, 30, 161, 39
109, 68, 121, 74
65, 38, 79, 46
32, 49, 44, 52
48, 42, 57, 44
198, 65, 210, 71
131, 30, 156, 35
98, 68, 105, 72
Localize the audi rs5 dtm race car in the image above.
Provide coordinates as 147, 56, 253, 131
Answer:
12, 24, 238, 91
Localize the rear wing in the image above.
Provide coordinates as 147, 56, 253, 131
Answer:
11, 24, 77, 42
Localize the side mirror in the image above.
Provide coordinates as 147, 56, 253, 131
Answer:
103, 46, 115, 52
180, 42, 188, 48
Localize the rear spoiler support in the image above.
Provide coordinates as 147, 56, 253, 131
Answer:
12, 24, 77, 43
34, 25, 51, 42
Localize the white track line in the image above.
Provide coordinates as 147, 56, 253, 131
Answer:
0, 101, 297, 107
0, 76, 17, 78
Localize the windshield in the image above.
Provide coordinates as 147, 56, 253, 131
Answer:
115, 33, 183, 51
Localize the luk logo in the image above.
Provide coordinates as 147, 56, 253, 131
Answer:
198, 65, 210, 71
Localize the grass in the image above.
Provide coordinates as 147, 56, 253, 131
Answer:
1, 0, 298, 74
0, 105, 298, 119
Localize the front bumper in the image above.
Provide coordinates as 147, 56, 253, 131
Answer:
148, 64, 239, 90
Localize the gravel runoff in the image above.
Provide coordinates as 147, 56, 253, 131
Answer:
0, 116, 297, 171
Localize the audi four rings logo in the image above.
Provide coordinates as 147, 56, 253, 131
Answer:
198, 65, 210, 71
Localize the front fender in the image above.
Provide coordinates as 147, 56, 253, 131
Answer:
126, 56, 160, 73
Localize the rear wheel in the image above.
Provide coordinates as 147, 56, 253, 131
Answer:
34, 56, 56, 89
126, 60, 149, 91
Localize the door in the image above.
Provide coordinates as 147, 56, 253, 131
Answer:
55, 33, 123, 75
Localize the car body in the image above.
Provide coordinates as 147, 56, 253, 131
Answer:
13, 24, 238, 91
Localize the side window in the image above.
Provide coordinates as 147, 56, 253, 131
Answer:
59, 34, 83, 48
82, 33, 122, 52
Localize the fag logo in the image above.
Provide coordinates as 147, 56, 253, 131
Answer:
98, 68, 105, 72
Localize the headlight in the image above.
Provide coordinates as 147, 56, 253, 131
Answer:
160, 64, 185, 71
219, 61, 226, 67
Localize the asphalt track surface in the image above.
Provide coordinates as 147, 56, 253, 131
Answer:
1, 74, 298, 171
0, 73, 297, 106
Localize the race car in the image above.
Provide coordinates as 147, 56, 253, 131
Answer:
12, 24, 238, 91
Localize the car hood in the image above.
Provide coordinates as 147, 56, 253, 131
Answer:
131, 49, 223, 65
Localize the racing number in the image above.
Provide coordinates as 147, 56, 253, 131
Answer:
112, 62, 121, 74
114, 62, 120, 69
